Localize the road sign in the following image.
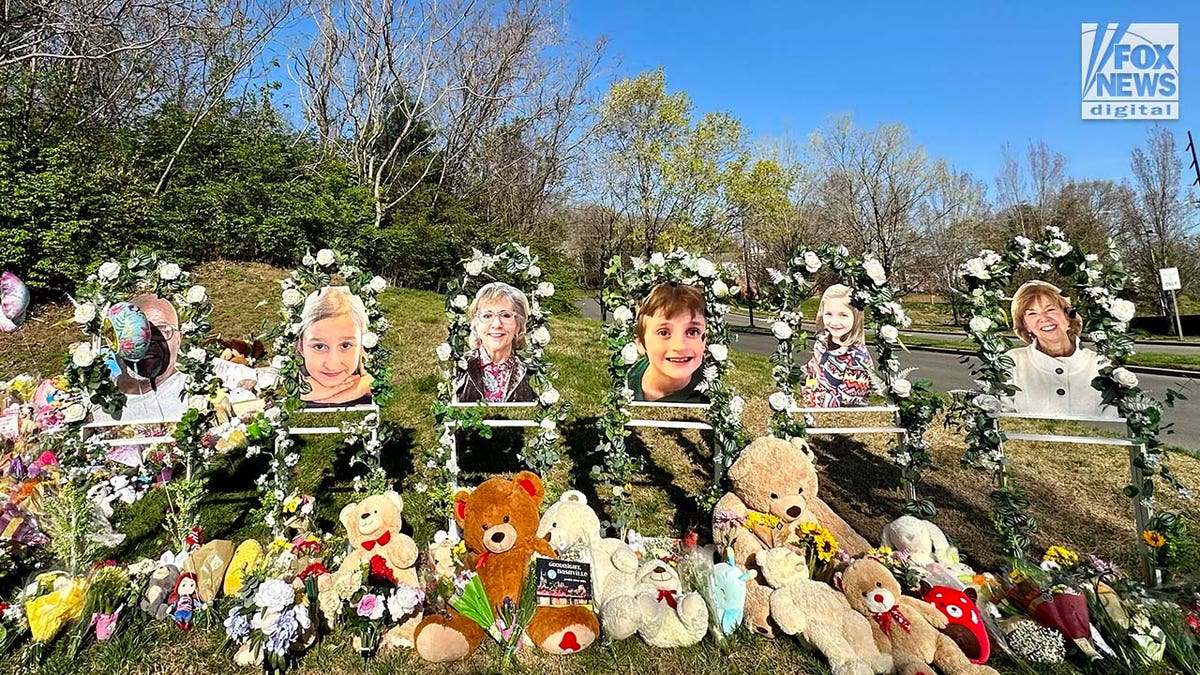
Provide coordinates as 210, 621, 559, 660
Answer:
1160, 267, 1181, 291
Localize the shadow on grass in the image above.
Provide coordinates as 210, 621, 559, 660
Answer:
560, 414, 605, 515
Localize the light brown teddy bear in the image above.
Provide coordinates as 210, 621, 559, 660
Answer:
336, 491, 420, 587
713, 435, 870, 635
839, 558, 999, 675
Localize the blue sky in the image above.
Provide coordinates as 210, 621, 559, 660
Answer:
568, 1, 1199, 195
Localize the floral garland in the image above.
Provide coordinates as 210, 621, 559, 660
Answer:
594, 250, 746, 532
425, 243, 567, 510
764, 245, 943, 518
951, 227, 1189, 561
63, 252, 216, 476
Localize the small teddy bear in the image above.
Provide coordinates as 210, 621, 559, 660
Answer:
839, 558, 999, 675
536, 490, 639, 606
881, 516, 959, 567
336, 491, 420, 588
604, 558, 708, 648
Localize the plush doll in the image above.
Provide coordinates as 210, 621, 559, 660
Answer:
603, 558, 708, 648
765, 549, 894, 675
140, 563, 180, 621
839, 558, 999, 675
921, 584, 990, 665
536, 489, 639, 606
713, 435, 870, 636
708, 550, 756, 636
183, 539, 233, 603
168, 572, 198, 629
413, 471, 599, 662
335, 491, 420, 588
881, 516, 960, 567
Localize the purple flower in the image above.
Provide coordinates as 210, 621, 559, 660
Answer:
223, 608, 250, 642
357, 593, 384, 620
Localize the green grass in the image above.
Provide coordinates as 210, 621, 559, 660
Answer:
4, 262, 1200, 674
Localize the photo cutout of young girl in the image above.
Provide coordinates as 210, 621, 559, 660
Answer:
627, 282, 709, 404
802, 284, 873, 408
297, 286, 374, 408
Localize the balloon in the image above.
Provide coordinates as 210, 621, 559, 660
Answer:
0, 270, 30, 332
127, 323, 170, 382
102, 302, 152, 361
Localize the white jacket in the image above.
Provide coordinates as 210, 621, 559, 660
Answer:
1001, 342, 1120, 419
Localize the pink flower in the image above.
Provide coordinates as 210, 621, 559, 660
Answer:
356, 594, 384, 620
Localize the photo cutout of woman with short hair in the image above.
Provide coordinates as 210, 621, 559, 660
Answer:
454, 282, 535, 403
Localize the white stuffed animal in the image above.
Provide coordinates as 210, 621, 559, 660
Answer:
603, 558, 708, 648
880, 516, 958, 566
537, 490, 639, 605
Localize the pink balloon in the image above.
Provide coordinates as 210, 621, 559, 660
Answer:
0, 271, 30, 332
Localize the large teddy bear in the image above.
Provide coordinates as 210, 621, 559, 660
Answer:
413, 471, 600, 662
713, 435, 870, 635
336, 491, 420, 588
602, 558, 708, 648
536, 490, 639, 606
839, 558, 999, 675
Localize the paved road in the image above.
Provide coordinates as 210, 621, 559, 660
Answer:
577, 299, 1200, 449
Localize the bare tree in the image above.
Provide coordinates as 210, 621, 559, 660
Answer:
994, 139, 1067, 237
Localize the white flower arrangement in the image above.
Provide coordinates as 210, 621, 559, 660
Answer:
428, 243, 569, 491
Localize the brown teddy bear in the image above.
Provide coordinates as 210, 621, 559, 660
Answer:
336, 491, 420, 588
413, 471, 600, 662
839, 558, 999, 675
713, 435, 870, 635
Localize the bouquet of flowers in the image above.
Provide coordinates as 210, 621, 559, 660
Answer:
789, 522, 839, 582
449, 563, 537, 668
338, 555, 421, 659
864, 546, 924, 595
224, 577, 312, 674
1002, 558, 1100, 660
0, 600, 28, 655
67, 562, 131, 656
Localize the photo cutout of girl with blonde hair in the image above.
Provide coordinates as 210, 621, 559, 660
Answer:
297, 286, 374, 407
801, 284, 873, 407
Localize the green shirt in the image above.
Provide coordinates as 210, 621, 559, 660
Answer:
626, 356, 709, 403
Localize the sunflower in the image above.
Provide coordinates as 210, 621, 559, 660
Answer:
1142, 530, 1166, 548
814, 533, 839, 562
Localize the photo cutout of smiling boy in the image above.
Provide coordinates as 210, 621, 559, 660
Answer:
801, 284, 873, 408
627, 282, 709, 403
297, 286, 374, 408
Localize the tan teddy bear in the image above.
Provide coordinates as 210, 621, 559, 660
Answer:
839, 558, 999, 675
713, 435, 870, 635
536, 490, 639, 606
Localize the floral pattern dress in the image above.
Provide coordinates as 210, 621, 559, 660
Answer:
801, 331, 873, 408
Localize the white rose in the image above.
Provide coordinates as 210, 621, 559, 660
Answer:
879, 325, 900, 342
302, 254, 315, 266
464, 260, 483, 276
729, 395, 745, 416
771, 321, 793, 340
972, 394, 1003, 414
540, 418, 556, 431
361, 331, 379, 349
891, 378, 912, 398
708, 344, 728, 362
768, 391, 793, 412
612, 306, 633, 324
73, 302, 96, 324
963, 258, 990, 280
803, 251, 822, 273
71, 342, 96, 368
539, 388, 560, 406
532, 326, 551, 346
436, 343, 453, 361
157, 262, 181, 280
650, 253, 666, 267
863, 259, 887, 286
527, 265, 541, 278
536, 282, 555, 297
969, 316, 993, 334
281, 288, 304, 307
368, 276, 387, 293
97, 261, 121, 281
1109, 298, 1136, 323
187, 395, 208, 411
1047, 240, 1071, 258
185, 285, 207, 304
271, 355, 289, 369
1112, 367, 1138, 388
452, 294, 468, 310
620, 342, 640, 365
186, 347, 207, 362
712, 280, 730, 298
316, 249, 335, 266
695, 258, 716, 278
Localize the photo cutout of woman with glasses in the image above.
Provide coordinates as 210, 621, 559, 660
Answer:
453, 282, 535, 403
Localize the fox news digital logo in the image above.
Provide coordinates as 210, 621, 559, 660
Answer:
1082, 23, 1178, 120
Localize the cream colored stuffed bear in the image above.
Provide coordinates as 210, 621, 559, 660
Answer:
536, 490, 639, 606
881, 516, 957, 566
603, 558, 708, 648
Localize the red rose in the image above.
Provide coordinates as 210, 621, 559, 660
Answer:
368, 555, 396, 585
299, 562, 330, 580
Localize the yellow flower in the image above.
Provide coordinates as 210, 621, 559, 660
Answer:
283, 494, 302, 514
745, 511, 781, 529
1008, 567, 1027, 584
1043, 545, 1079, 566
452, 540, 467, 558
1142, 530, 1166, 548
26, 578, 86, 643
269, 537, 290, 553
871, 546, 894, 558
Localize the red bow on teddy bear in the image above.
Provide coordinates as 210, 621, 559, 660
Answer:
656, 589, 678, 609
872, 605, 912, 635
362, 530, 391, 550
